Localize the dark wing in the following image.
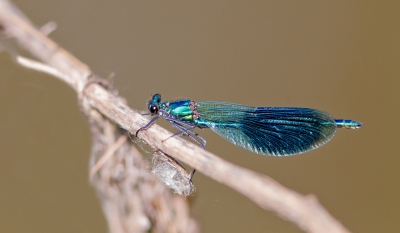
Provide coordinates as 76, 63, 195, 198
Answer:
196, 102, 337, 156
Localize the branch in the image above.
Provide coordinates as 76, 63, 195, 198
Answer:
0, 1, 352, 232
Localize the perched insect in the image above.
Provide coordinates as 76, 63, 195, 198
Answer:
136, 94, 362, 156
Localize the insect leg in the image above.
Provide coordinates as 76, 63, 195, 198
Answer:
166, 122, 200, 184
159, 115, 206, 184
167, 121, 206, 148
162, 115, 207, 148
135, 115, 161, 136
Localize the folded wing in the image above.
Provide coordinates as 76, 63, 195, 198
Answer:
196, 102, 337, 156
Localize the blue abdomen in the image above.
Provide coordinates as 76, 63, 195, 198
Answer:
335, 119, 362, 129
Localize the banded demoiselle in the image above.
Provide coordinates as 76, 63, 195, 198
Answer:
136, 94, 362, 157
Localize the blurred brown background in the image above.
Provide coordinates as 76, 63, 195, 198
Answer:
0, 0, 399, 232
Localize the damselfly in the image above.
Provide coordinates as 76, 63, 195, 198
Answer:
136, 94, 362, 156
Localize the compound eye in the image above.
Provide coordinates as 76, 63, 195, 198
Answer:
149, 105, 158, 114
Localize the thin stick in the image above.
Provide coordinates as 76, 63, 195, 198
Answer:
89, 133, 128, 179
17, 56, 73, 87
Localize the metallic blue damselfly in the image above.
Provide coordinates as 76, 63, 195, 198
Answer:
136, 94, 362, 156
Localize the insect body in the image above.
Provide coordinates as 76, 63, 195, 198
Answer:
136, 94, 362, 156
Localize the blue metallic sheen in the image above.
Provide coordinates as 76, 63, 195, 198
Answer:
137, 94, 362, 156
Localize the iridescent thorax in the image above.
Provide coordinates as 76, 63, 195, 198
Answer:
149, 94, 201, 124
